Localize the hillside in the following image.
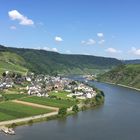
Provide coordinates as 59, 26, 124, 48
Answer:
0, 45, 122, 75
0, 51, 28, 75
124, 59, 140, 64
98, 64, 140, 89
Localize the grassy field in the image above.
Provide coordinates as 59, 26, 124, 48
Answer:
20, 96, 76, 108
0, 101, 52, 121
2, 87, 27, 94
49, 91, 72, 99
1, 94, 28, 101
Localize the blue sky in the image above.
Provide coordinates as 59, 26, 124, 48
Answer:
0, 0, 140, 59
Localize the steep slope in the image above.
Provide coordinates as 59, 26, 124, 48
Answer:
98, 64, 140, 89
0, 45, 122, 75
0, 51, 28, 75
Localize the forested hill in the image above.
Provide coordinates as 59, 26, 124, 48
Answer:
0, 45, 122, 75
124, 59, 140, 64
98, 64, 140, 89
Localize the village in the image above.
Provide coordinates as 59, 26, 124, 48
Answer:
0, 71, 97, 99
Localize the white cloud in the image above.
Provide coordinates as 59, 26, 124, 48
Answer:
81, 39, 96, 46
105, 47, 122, 53
8, 10, 34, 26
10, 25, 16, 30
97, 33, 104, 37
83, 53, 91, 55
98, 39, 105, 45
52, 48, 58, 52
42, 47, 58, 52
55, 36, 63, 42
66, 50, 71, 54
130, 47, 140, 55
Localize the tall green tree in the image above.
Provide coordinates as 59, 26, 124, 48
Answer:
58, 107, 67, 117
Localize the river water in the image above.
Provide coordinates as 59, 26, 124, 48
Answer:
0, 78, 140, 140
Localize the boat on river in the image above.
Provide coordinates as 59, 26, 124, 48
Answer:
1, 127, 15, 135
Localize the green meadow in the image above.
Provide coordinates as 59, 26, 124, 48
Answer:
0, 101, 52, 121
49, 91, 71, 99
20, 96, 76, 108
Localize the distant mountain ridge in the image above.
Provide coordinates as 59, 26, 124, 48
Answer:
0, 45, 122, 75
124, 59, 140, 64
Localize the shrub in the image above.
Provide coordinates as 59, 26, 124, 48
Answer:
58, 107, 67, 117
10, 123, 17, 128
28, 120, 33, 125
84, 99, 91, 105
49, 95, 57, 99
100, 91, 105, 97
81, 105, 87, 111
72, 95, 76, 99
72, 105, 79, 113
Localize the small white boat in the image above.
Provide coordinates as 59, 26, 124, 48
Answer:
2, 127, 15, 135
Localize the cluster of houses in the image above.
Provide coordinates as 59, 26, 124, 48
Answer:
83, 74, 97, 81
0, 71, 14, 90
0, 71, 97, 99
0, 71, 27, 90
26, 74, 70, 97
65, 83, 97, 99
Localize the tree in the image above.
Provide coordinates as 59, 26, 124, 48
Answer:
2, 72, 6, 77
84, 98, 91, 105
58, 107, 67, 117
100, 91, 105, 97
10, 123, 17, 128
72, 95, 76, 99
72, 105, 79, 113
70, 81, 77, 85
16, 73, 22, 78
11, 72, 16, 78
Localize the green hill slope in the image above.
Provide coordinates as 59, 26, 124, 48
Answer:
0, 51, 28, 75
124, 59, 140, 64
0, 45, 122, 75
98, 64, 140, 89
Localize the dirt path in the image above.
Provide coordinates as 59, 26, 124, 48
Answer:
0, 111, 58, 126
12, 100, 59, 111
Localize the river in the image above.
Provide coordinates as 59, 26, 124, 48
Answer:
0, 78, 140, 140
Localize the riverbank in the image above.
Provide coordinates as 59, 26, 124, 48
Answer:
100, 81, 140, 91
0, 111, 58, 128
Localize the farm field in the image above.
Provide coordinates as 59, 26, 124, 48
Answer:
49, 91, 72, 99
1, 94, 28, 101
19, 96, 77, 108
0, 101, 52, 121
